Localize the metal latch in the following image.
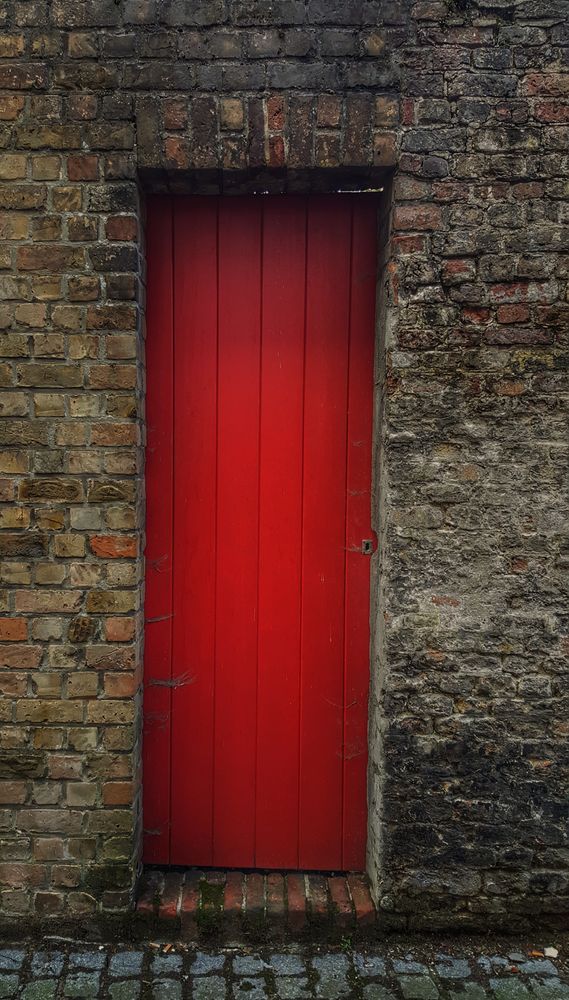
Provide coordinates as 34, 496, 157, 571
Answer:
361, 539, 374, 555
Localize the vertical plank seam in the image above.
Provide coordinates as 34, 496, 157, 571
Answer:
253, 199, 264, 867
168, 196, 175, 863
211, 197, 220, 864
341, 200, 356, 869
296, 197, 309, 869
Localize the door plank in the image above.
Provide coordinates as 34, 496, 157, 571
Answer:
342, 199, 377, 870
170, 197, 219, 865
299, 197, 353, 870
255, 197, 307, 868
214, 197, 263, 867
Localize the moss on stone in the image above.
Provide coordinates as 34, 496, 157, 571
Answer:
196, 879, 224, 939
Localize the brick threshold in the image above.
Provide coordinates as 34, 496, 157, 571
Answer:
135, 868, 377, 943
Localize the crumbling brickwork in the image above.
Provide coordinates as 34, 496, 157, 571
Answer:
0, 0, 567, 931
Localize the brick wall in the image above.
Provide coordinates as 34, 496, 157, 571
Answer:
0, 0, 567, 930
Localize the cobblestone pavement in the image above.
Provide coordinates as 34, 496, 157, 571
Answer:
0, 938, 568, 999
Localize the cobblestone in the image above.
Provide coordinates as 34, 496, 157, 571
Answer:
0, 976, 19, 999
363, 987, 396, 1000
394, 961, 430, 976
108, 983, 141, 1000
436, 958, 472, 980
152, 955, 183, 976
31, 954, 65, 978
356, 954, 386, 978
399, 976, 439, 999
62, 971, 101, 998
0, 955, 24, 973
276, 976, 312, 998
270, 955, 305, 976
69, 954, 106, 972
232, 956, 266, 976
109, 953, 144, 978
192, 976, 226, 1000
152, 981, 182, 1000
0, 939, 565, 999
20, 984, 57, 1000
233, 977, 267, 1000
312, 954, 350, 998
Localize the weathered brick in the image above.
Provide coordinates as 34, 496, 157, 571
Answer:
67, 214, 98, 242
104, 673, 136, 698
17, 246, 84, 271
53, 534, 86, 558
17, 125, 81, 150
15, 590, 82, 613
0, 214, 28, 240
85, 305, 137, 331
86, 648, 135, 676
105, 335, 136, 360
0, 64, 47, 89
15, 303, 46, 327
17, 363, 83, 388
0, 154, 26, 179
0, 645, 43, 669
20, 477, 83, 503
67, 673, 99, 699
0, 94, 25, 120
523, 73, 569, 97
220, 97, 244, 131
31, 155, 61, 180
0, 863, 47, 886
88, 365, 137, 390
0, 781, 27, 804
0, 619, 27, 641
89, 536, 137, 559
393, 203, 443, 230
0, 508, 30, 529
104, 618, 135, 643
67, 275, 100, 302
373, 133, 397, 167
497, 304, 530, 324
0, 449, 28, 474
105, 216, 138, 242
86, 700, 135, 725
67, 154, 98, 181
0, 184, 46, 210
52, 186, 83, 211
0, 0, 564, 935
0, 533, 47, 558
0, 393, 28, 417
85, 591, 137, 614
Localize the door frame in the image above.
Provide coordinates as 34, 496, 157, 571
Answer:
140, 177, 392, 877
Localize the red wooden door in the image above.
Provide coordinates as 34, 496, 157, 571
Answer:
144, 195, 377, 871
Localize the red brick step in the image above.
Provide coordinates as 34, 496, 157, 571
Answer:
135, 868, 377, 942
